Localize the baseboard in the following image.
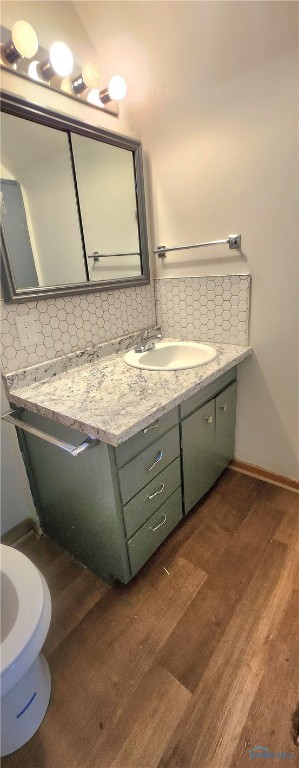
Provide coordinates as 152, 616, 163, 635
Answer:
230, 460, 299, 493
1, 517, 40, 546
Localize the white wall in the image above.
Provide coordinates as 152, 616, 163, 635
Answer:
1, 380, 38, 535
0, 160, 37, 533
120, 2, 298, 482
145, 47, 298, 481
19, 152, 86, 286
71, 137, 140, 280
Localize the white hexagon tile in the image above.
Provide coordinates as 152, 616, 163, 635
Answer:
0, 284, 156, 373
154, 275, 250, 344
1, 276, 250, 374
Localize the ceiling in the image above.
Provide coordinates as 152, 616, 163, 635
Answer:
1, 1, 297, 137
73, 1, 298, 131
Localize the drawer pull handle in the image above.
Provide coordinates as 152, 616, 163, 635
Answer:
143, 419, 160, 434
148, 450, 163, 471
150, 514, 167, 532
219, 404, 227, 412
203, 415, 213, 424
148, 483, 165, 500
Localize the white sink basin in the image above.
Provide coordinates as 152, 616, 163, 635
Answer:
124, 341, 217, 371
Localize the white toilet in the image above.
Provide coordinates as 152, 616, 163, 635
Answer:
0, 543, 52, 756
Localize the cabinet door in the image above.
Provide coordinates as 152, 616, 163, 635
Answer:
215, 381, 237, 478
182, 400, 216, 514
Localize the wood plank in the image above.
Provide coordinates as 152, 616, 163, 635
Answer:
158, 540, 298, 768
86, 666, 191, 768
44, 568, 108, 657
137, 469, 263, 584
19, 533, 64, 572
3, 473, 298, 768
215, 467, 265, 509
5, 556, 205, 768
42, 551, 90, 600
194, 485, 255, 535
179, 517, 229, 573
231, 587, 299, 766
158, 499, 283, 692
274, 507, 299, 550
259, 483, 299, 513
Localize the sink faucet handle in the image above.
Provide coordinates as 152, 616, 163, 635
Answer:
134, 329, 162, 353
143, 329, 162, 341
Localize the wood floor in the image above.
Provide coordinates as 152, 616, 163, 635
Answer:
3, 469, 298, 768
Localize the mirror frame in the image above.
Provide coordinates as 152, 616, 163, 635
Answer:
0, 90, 150, 303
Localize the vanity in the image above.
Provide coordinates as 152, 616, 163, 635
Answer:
1, 94, 251, 583
3, 338, 251, 583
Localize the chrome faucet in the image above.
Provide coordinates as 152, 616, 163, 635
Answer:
134, 329, 162, 353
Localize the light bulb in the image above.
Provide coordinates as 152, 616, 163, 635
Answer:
87, 89, 104, 108
60, 77, 73, 94
71, 63, 101, 95
81, 62, 101, 89
12, 20, 38, 58
28, 60, 42, 81
108, 75, 127, 101
49, 41, 73, 77
2, 19, 38, 65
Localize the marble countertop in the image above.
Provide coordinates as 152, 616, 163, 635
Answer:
4, 337, 252, 446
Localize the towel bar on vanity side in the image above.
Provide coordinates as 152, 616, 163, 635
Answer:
2, 410, 99, 457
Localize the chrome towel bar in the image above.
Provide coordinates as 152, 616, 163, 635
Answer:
2, 410, 99, 457
154, 234, 241, 258
88, 250, 140, 260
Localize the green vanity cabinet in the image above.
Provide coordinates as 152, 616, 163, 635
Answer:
181, 371, 237, 514
181, 399, 216, 513
16, 407, 182, 584
215, 381, 238, 478
15, 366, 238, 583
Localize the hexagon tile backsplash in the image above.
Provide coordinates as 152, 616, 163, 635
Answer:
1, 275, 250, 374
1, 284, 156, 374
154, 275, 250, 345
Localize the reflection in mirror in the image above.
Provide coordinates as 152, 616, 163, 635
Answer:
1, 111, 86, 289
0, 92, 150, 301
71, 134, 141, 281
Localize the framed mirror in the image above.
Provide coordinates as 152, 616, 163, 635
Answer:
0, 91, 150, 302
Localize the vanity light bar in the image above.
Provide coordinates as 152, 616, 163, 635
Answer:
0, 22, 127, 114
154, 234, 241, 259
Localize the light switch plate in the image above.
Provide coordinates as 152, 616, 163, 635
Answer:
15, 315, 37, 348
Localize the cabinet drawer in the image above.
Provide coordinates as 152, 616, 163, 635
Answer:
123, 458, 181, 539
128, 488, 183, 577
118, 425, 180, 504
115, 407, 178, 468
180, 367, 237, 419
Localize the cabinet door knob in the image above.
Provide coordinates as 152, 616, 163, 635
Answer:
203, 415, 213, 424
148, 483, 165, 500
219, 403, 227, 412
150, 513, 167, 532
148, 449, 163, 471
